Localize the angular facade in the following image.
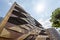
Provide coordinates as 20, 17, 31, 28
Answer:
46, 28, 60, 40
0, 2, 59, 40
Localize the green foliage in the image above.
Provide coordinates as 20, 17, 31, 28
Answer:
50, 8, 60, 28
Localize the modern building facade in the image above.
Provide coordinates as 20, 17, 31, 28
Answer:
0, 2, 59, 40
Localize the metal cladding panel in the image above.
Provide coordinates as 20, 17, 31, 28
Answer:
46, 28, 60, 40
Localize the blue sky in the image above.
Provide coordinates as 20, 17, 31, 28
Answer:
0, 0, 60, 29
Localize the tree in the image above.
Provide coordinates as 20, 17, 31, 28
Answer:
50, 8, 60, 28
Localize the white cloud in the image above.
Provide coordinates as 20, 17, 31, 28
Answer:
38, 18, 52, 29
8, 0, 16, 5
3, 0, 12, 5
9, 2, 12, 5
5, 0, 17, 5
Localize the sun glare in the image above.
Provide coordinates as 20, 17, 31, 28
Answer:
34, 3, 46, 13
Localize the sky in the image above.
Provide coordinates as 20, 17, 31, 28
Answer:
0, 0, 60, 29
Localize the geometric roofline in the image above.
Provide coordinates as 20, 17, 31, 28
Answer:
0, 2, 42, 34
0, 2, 27, 34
